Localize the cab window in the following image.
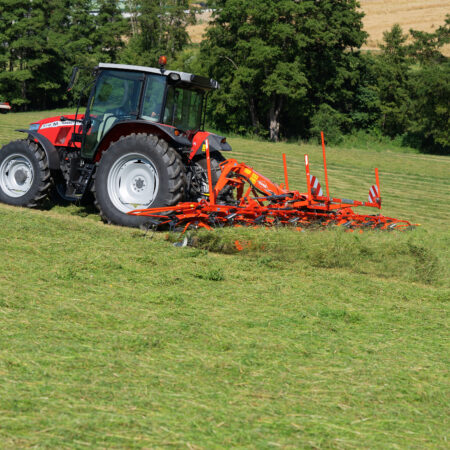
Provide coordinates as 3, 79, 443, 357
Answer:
89, 70, 142, 118
82, 70, 143, 159
163, 87, 204, 131
141, 75, 166, 122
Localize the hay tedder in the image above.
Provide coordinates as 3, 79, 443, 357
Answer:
129, 132, 414, 233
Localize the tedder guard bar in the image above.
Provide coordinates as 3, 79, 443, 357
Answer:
129, 133, 415, 233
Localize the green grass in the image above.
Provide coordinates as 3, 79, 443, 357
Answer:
0, 110, 449, 448
335, 130, 420, 154
0, 108, 76, 147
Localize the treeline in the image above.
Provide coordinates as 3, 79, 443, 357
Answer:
194, 1, 449, 154
0, 0, 192, 109
0, 0, 448, 154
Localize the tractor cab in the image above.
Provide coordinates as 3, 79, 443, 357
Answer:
81, 62, 224, 160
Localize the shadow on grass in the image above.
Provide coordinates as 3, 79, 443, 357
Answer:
38, 194, 100, 220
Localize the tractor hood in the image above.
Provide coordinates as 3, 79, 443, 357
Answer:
29, 114, 83, 131
29, 114, 83, 147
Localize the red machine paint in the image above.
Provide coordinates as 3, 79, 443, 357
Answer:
30, 114, 84, 149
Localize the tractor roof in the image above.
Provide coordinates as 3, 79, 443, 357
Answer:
97, 63, 219, 91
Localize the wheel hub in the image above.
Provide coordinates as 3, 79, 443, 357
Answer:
14, 169, 28, 185
133, 177, 146, 192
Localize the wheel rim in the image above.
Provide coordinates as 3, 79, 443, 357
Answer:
107, 153, 159, 213
0, 153, 34, 198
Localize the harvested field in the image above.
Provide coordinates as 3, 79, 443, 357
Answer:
187, 9, 212, 44
361, 0, 450, 55
0, 110, 448, 447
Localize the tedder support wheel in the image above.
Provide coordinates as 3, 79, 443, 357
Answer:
92, 133, 185, 227
0, 140, 51, 207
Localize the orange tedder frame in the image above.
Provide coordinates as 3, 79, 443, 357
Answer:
129, 132, 413, 233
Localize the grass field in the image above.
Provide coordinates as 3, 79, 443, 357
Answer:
187, 1, 450, 56
0, 110, 449, 448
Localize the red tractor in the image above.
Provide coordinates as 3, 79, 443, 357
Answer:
0, 60, 230, 227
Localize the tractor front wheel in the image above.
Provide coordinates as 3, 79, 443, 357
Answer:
93, 133, 185, 227
0, 140, 51, 207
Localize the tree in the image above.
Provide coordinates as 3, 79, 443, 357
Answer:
374, 24, 411, 137
0, 0, 129, 109
0, 0, 63, 109
406, 61, 449, 154
408, 15, 450, 64
201, 0, 367, 141
349, 52, 381, 132
93, 0, 129, 63
404, 16, 450, 154
120, 0, 193, 67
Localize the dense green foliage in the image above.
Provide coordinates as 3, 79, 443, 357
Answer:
200, 0, 367, 142
121, 0, 193, 66
0, 0, 190, 108
0, 0, 128, 109
406, 61, 450, 151
0, 110, 449, 447
365, 20, 450, 154
199, 6, 449, 152
0, 1, 448, 153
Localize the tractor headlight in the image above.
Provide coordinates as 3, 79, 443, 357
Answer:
168, 72, 181, 84
29, 123, 40, 131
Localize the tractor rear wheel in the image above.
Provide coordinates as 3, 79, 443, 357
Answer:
189, 156, 222, 201
0, 140, 51, 207
189, 156, 235, 203
93, 133, 185, 227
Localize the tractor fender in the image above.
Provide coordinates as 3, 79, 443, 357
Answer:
189, 131, 232, 160
16, 129, 60, 170
96, 120, 191, 160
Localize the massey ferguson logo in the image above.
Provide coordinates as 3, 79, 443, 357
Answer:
40, 120, 75, 129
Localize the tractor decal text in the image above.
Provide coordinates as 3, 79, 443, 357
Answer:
40, 120, 76, 129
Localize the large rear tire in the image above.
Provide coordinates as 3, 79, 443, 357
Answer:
189, 156, 222, 201
0, 140, 51, 207
93, 133, 185, 227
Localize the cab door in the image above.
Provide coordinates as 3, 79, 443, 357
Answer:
81, 70, 144, 159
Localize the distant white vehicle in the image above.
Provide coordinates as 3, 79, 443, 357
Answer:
0, 102, 11, 113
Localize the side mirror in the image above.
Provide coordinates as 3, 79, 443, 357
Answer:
67, 67, 80, 92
